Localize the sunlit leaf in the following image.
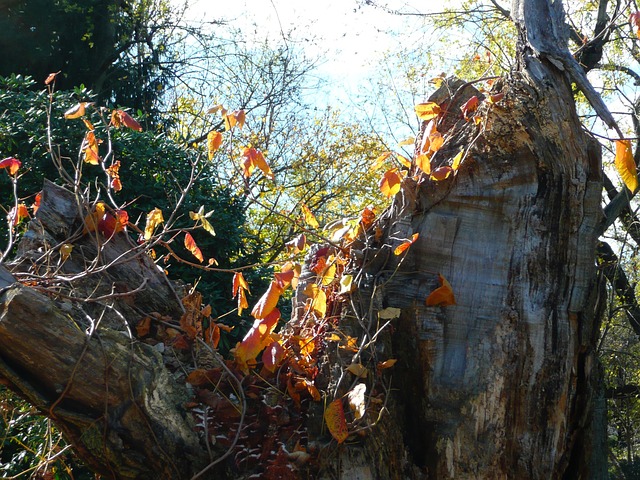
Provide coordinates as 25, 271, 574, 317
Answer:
32, 192, 42, 214
224, 109, 246, 130
184, 232, 204, 262
461, 96, 479, 119
0, 157, 21, 175
378, 307, 401, 319
285, 233, 306, 254
347, 383, 367, 420
615, 139, 638, 193
339, 274, 354, 294
10, 203, 29, 226
377, 358, 398, 371
429, 131, 444, 153
360, 205, 376, 229
84, 202, 106, 234
379, 168, 403, 198
99, 209, 128, 237
371, 151, 392, 171
251, 280, 284, 319
281, 261, 301, 290
275, 269, 296, 290
242, 147, 273, 179
207, 131, 223, 160
426, 273, 456, 306
488, 93, 504, 104
106, 161, 122, 192
64, 102, 91, 119
396, 154, 413, 169
190, 206, 216, 236
303, 283, 327, 317
83, 131, 100, 165
234, 307, 280, 373
144, 207, 164, 240
301, 203, 320, 229
393, 233, 419, 256
415, 153, 431, 175
414, 102, 441, 121
44, 71, 60, 85
324, 399, 349, 444
451, 150, 464, 171
398, 137, 415, 147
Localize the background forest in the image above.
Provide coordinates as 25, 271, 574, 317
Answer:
2, 0, 640, 478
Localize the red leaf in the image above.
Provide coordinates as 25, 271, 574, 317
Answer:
234, 307, 281, 373
112, 110, 143, 131
461, 96, 479, 119
32, 192, 42, 214
0, 157, 21, 175
324, 399, 349, 443
262, 340, 285, 373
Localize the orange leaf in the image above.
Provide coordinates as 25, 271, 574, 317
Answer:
224, 109, 246, 130
99, 210, 128, 237
136, 316, 152, 337
32, 192, 42, 214
415, 153, 431, 175
84, 202, 106, 234
281, 261, 301, 290
414, 102, 441, 121
461, 96, 479, 119
429, 131, 444, 153
615, 140, 639, 193
242, 147, 273, 179
204, 324, 221, 349
371, 151, 392, 171
301, 203, 319, 229
233, 272, 250, 296
0, 157, 21, 175
44, 71, 60, 85
251, 280, 284, 319
393, 233, 419, 256
10, 203, 29, 226
420, 120, 436, 153
83, 131, 100, 165
488, 93, 504, 104
426, 274, 456, 306
360, 205, 376, 229
275, 269, 296, 290
64, 102, 90, 119
430, 166, 453, 181
377, 358, 398, 370
379, 168, 403, 198
234, 307, 280, 373
324, 399, 349, 443
144, 207, 164, 240
184, 232, 204, 262
207, 131, 223, 159
396, 154, 413, 169
106, 161, 122, 192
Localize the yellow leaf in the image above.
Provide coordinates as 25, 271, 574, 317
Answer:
83, 202, 106, 234
64, 102, 91, 119
346, 363, 368, 378
190, 206, 216, 236
207, 131, 223, 160
60, 243, 73, 262
303, 283, 327, 317
451, 150, 464, 171
398, 137, 415, 147
324, 399, 349, 444
377, 358, 398, 370
414, 102, 441, 121
371, 151, 392, 171
426, 274, 456, 306
615, 140, 639, 193
301, 203, 320, 229
396, 154, 413, 169
144, 208, 164, 241
415, 153, 431, 175
339, 274, 354, 294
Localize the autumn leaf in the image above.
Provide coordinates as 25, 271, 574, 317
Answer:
232, 272, 250, 315
144, 207, 164, 240
324, 399, 349, 444
262, 340, 286, 373
396, 154, 413, 169
44, 71, 60, 85
615, 140, 639, 193
281, 261, 301, 290
234, 307, 280, 373
429, 131, 444, 153
301, 203, 320, 229
339, 274, 355, 294
111, 109, 143, 131
32, 192, 41, 215
242, 147, 273, 179
347, 383, 367, 420
190, 206, 216, 236
488, 93, 504, 104
379, 168, 403, 198
461, 96, 479, 119
426, 273, 456, 306
346, 363, 368, 378
136, 316, 151, 337
99, 210, 128, 237
430, 166, 454, 181
0, 157, 21, 175
360, 205, 376, 229
415, 153, 431, 175
274, 269, 296, 290
224, 109, 246, 130
83, 131, 100, 165
414, 102, 441, 121
285, 233, 306, 254
303, 283, 327, 317
64, 102, 91, 119
371, 151, 392, 171
184, 232, 204, 262
377, 358, 398, 371
398, 136, 415, 147
451, 150, 464, 171
207, 131, 223, 159
10, 203, 29, 226
251, 280, 284, 319
106, 161, 122, 192
394, 233, 419, 256
84, 202, 106, 234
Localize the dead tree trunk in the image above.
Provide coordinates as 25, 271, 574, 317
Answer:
297, 2, 609, 478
